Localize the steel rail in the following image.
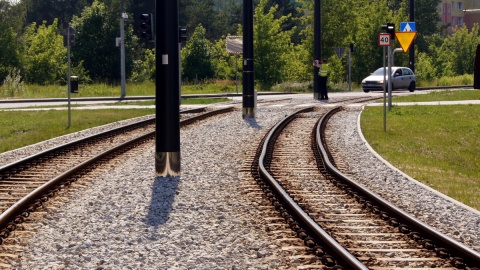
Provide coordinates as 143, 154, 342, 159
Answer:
257, 106, 369, 270
0, 107, 233, 240
0, 107, 204, 174
315, 107, 480, 268
0, 132, 151, 230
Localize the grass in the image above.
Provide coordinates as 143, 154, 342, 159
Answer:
361, 102, 480, 210
0, 81, 244, 99
389, 89, 480, 102
0, 109, 155, 153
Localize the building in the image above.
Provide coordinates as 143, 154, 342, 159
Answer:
439, 0, 480, 34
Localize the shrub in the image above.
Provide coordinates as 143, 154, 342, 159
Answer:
2, 68, 25, 97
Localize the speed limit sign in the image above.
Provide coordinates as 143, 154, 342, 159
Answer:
378, 33, 391, 46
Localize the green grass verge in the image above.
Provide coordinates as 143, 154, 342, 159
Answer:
361, 104, 480, 210
390, 89, 480, 102
0, 81, 243, 99
0, 109, 155, 154
0, 97, 230, 154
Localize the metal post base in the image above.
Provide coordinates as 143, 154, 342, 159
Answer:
155, 152, 181, 177
242, 107, 255, 119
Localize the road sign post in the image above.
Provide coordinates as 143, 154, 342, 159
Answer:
378, 32, 391, 130
64, 26, 75, 128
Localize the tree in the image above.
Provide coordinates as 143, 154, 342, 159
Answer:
71, 0, 138, 82
435, 24, 480, 76
0, 26, 21, 82
22, 19, 66, 84
181, 24, 215, 81
0, 0, 23, 81
210, 37, 239, 80
254, 0, 295, 90
22, 0, 94, 29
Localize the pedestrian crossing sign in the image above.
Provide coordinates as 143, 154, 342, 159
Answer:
400, 22, 416, 32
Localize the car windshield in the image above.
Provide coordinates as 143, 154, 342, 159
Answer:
371, 68, 391, 76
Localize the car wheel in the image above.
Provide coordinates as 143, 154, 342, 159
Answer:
363, 89, 370, 93
408, 82, 416, 92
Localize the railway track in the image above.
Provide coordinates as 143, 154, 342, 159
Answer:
0, 107, 235, 267
248, 105, 480, 269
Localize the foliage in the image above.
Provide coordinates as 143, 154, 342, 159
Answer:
254, 0, 296, 90
435, 24, 480, 76
0, 0, 478, 88
131, 48, 155, 83
179, 0, 242, 41
71, 0, 139, 83
414, 51, 437, 82
22, 19, 67, 84
210, 37, 240, 80
2, 68, 25, 96
0, 27, 21, 82
181, 25, 215, 82
22, 0, 94, 29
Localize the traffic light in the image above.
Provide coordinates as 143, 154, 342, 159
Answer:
140, 13, 153, 40
63, 26, 76, 47
382, 23, 395, 40
179, 27, 187, 43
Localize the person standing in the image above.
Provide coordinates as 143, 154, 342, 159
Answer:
319, 59, 329, 100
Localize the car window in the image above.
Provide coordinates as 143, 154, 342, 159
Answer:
405, 69, 413, 75
394, 69, 403, 76
372, 68, 385, 75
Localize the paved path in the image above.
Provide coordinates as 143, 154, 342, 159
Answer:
1, 91, 479, 111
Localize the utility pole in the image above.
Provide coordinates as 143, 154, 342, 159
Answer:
156, 0, 181, 177
409, 0, 415, 72
120, 0, 127, 97
242, 0, 255, 119
313, 0, 321, 100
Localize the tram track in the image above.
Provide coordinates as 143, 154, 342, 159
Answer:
0, 106, 235, 265
248, 105, 480, 269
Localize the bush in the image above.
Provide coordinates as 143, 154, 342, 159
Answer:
2, 68, 25, 97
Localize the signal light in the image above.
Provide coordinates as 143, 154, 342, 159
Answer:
382, 23, 395, 40
140, 13, 153, 40
179, 27, 187, 43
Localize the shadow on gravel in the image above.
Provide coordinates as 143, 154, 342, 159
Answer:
146, 176, 180, 229
244, 117, 262, 129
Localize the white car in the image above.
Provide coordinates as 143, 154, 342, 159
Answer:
362, 67, 416, 93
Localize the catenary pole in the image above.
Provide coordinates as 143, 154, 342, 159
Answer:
242, 0, 255, 119
409, 0, 415, 72
155, 0, 181, 177
120, 0, 126, 97
313, 0, 321, 100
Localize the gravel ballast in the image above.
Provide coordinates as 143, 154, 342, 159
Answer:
1, 98, 478, 269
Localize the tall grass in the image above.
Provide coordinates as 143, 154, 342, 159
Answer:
418, 74, 473, 87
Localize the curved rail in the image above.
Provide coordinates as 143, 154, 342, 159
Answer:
257, 106, 369, 270
315, 108, 480, 268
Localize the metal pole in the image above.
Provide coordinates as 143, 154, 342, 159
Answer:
348, 49, 352, 91
120, 0, 126, 97
409, 0, 415, 72
236, 54, 238, 95
313, 0, 321, 100
242, 0, 255, 118
67, 27, 71, 128
388, 44, 392, 111
156, 0, 181, 177
383, 46, 386, 132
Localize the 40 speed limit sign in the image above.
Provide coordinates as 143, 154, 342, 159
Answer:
378, 33, 391, 46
